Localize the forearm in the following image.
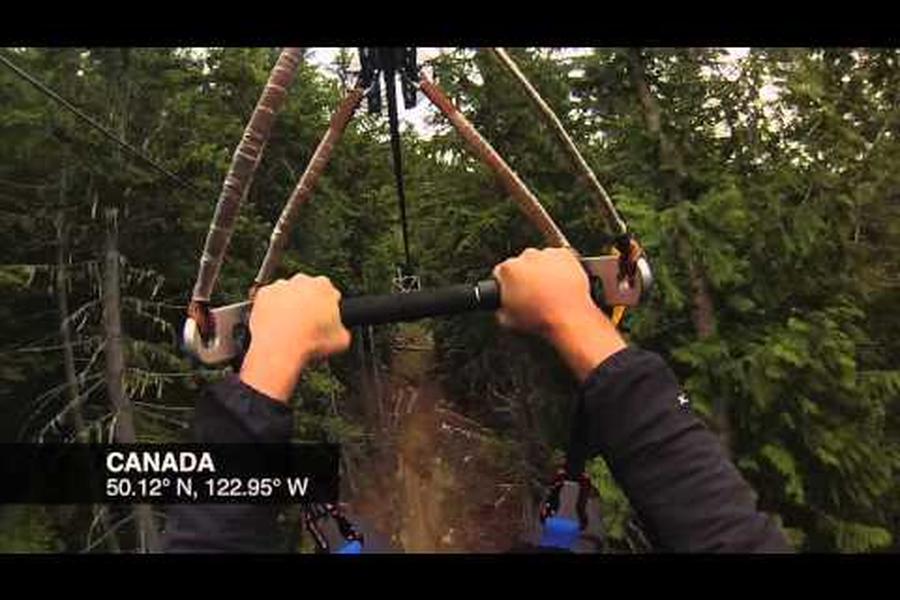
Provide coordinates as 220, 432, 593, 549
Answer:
162, 376, 293, 553
545, 307, 626, 383
574, 346, 791, 552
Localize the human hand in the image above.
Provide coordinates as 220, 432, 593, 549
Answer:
239, 274, 351, 402
492, 247, 626, 381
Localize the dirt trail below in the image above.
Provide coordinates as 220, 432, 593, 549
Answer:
345, 324, 533, 552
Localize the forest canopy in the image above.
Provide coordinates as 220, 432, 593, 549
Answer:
0, 47, 897, 553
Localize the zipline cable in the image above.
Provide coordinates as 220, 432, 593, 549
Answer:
0, 51, 207, 199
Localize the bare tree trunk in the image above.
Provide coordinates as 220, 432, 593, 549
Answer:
348, 259, 383, 433
56, 173, 121, 552
352, 326, 381, 432
368, 325, 384, 430
102, 206, 160, 552
624, 49, 687, 205
55, 173, 87, 441
510, 386, 550, 487
625, 49, 727, 446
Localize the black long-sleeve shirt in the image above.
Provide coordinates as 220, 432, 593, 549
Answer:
162, 347, 791, 553
162, 376, 294, 552
576, 347, 790, 552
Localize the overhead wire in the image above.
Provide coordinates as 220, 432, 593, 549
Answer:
0, 51, 207, 199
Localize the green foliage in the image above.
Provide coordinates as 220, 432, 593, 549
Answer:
1, 47, 898, 552
586, 457, 633, 547
0, 506, 62, 552
824, 516, 892, 553
292, 362, 366, 445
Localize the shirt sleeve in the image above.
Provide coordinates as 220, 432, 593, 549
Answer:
577, 346, 792, 552
161, 375, 293, 553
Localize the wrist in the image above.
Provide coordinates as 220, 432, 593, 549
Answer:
239, 345, 308, 403
546, 307, 626, 383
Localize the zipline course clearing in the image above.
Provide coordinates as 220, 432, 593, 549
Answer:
345, 321, 533, 552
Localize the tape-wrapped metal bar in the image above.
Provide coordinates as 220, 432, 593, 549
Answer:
191, 47, 304, 310
487, 48, 628, 237
253, 86, 366, 291
418, 74, 572, 249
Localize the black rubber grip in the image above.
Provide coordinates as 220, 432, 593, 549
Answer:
340, 279, 500, 327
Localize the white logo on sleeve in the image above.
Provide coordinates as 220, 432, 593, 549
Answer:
677, 392, 690, 407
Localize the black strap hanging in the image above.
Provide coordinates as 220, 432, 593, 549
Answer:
386, 67, 413, 272
358, 48, 419, 285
